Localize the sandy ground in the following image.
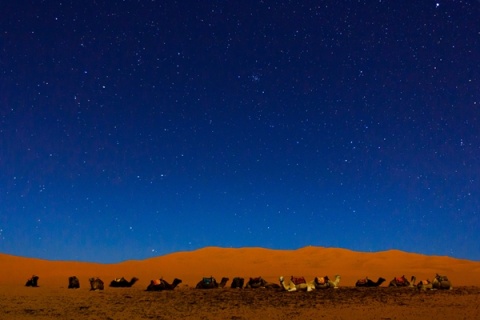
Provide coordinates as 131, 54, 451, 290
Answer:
1, 246, 480, 319
1, 285, 479, 319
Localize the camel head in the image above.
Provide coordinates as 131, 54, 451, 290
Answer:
332, 275, 341, 287
172, 278, 182, 286
220, 277, 229, 285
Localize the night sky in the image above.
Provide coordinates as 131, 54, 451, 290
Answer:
1, 1, 479, 263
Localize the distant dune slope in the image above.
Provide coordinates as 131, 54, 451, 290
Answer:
2, 246, 479, 288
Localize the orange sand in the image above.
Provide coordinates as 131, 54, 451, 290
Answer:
1, 246, 479, 288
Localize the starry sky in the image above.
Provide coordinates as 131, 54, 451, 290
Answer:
1, 1, 479, 263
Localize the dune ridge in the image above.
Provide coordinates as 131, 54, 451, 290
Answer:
2, 246, 479, 288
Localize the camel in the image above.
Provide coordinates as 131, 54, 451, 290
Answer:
25, 275, 39, 287
146, 278, 182, 291
68, 276, 80, 289
231, 277, 245, 289
432, 274, 452, 290
416, 279, 433, 291
109, 277, 139, 288
89, 277, 104, 291
195, 276, 229, 289
314, 275, 341, 289
416, 274, 452, 291
388, 275, 416, 287
355, 277, 386, 287
244, 277, 281, 289
279, 276, 315, 292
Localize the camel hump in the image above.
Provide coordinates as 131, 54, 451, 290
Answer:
437, 274, 449, 281
291, 276, 306, 285
201, 277, 215, 285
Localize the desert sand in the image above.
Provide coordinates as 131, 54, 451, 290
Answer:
1, 246, 480, 319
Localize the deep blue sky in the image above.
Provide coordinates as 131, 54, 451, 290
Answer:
1, 1, 479, 263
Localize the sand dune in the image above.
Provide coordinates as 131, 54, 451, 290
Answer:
2, 246, 479, 288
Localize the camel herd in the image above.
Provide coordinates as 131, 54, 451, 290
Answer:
24, 273, 453, 292
354, 275, 453, 290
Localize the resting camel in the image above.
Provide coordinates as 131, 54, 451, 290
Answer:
25, 275, 39, 287
279, 276, 315, 292
231, 277, 245, 289
388, 275, 416, 287
68, 276, 80, 289
146, 278, 182, 291
416, 279, 433, 291
89, 277, 104, 291
109, 277, 139, 288
432, 273, 452, 290
244, 277, 280, 289
355, 277, 386, 287
195, 276, 229, 289
314, 275, 341, 289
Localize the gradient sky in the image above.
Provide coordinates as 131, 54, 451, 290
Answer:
1, 1, 479, 263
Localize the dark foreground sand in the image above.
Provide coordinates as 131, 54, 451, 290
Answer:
1, 285, 479, 320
